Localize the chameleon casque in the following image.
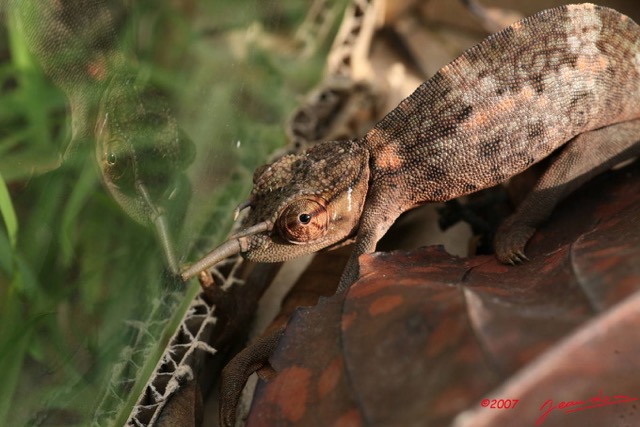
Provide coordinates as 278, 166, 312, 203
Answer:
183, 3, 640, 289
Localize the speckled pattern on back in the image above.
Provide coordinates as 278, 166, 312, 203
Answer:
367, 4, 640, 203
191, 4, 640, 285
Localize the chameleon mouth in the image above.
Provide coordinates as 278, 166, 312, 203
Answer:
180, 220, 273, 282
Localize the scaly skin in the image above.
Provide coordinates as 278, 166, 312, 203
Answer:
184, 4, 640, 288
206, 3, 640, 426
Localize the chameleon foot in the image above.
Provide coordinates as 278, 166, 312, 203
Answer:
494, 220, 535, 265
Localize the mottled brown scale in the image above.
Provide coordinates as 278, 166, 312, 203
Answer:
370, 4, 640, 201
183, 4, 640, 288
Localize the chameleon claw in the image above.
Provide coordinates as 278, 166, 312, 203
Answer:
507, 250, 529, 264
516, 250, 529, 262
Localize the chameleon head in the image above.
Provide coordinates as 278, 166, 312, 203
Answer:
95, 74, 195, 273
181, 139, 370, 281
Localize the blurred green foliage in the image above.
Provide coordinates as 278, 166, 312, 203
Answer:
0, 0, 334, 425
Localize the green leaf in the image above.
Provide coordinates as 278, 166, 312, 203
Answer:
0, 298, 51, 426
0, 228, 12, 276
0, 172, 18, 249
60, 162, 98, 265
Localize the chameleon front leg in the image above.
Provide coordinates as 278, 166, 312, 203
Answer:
495, 119, 640, 264
338, 189, 404, 290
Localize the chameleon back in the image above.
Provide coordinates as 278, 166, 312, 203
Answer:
365, 4, 640, 203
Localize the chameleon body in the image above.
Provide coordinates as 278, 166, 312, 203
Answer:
183, 4, 640, 288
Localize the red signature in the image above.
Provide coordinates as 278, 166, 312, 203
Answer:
536, 390, 638, 425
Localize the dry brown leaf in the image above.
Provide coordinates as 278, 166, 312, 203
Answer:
244, 161, 640, 427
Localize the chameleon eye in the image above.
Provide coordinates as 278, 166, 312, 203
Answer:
107, 152, 117, 166
298, 213, 311, 224
277, 198, 329, 244
102, 142, 134, 185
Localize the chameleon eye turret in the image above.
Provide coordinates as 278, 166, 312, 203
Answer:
277, 197, 329, 243
100, 137, 136, 185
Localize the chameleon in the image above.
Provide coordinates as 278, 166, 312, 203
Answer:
11, 0, 194, 273
209, 2, 640, 425
94, 72, 194, 274
182, 3, 640, 289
